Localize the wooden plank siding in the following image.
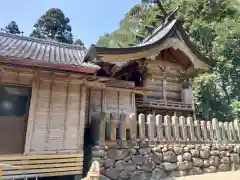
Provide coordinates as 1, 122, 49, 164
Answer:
0, 70, 32, 87
89, 89, 136, 122
26, 79, 87, 154
0, 153, 83, 179
142, 60, 183, 103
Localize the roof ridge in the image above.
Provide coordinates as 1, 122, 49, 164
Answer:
140, 18, 177, 44
0, 32, 84, 50
141, 7, 179, 44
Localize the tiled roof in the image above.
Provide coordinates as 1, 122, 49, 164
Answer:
0, 32, 99, 68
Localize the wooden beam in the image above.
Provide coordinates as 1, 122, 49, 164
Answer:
0, 65, 146, 93
2, 170, 82, 179
4, 166, 81, 175
3, 162, 82, 170
0, 153, 83, 161
0, 158, 81, 165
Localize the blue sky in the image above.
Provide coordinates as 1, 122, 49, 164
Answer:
0, 0, 141, 47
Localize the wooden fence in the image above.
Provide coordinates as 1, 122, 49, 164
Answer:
92, 113, 240, 144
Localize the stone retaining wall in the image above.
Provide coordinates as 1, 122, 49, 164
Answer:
91, 144, 240, 180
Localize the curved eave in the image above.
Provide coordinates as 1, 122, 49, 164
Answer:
92, 20, 178, 56
86, 19, 214, 72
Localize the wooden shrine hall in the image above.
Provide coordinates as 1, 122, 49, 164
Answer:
84, 18, 212, 117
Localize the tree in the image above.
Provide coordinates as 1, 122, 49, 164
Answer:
96, 5, 147, 47
5, 21, 21, 35
30, 8, 73, 44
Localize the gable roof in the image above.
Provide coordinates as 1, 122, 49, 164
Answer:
0, 32, 100, 74
85, 18, 214, 72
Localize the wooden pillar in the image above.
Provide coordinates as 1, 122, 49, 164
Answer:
120, 114, 126, 141
78, 85, 88, 150
99, 112, 106, 144
24, 77, 39, 154
163, 77, 167, 101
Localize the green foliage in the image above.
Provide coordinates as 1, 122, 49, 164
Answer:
30, 8, 73, 44
96, 0, 240, 121
231, 101, 240, 119
5, 21, 21, 34
96, 5, 147, 47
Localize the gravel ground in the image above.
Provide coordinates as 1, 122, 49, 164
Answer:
176, 170, 240, 180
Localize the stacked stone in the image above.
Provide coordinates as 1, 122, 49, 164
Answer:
91, 145, 167, 180
91, 144, 240, 180
155, 144, 240, 176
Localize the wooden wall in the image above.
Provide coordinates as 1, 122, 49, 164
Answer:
25, 79, 87, 154
89, 89, 136, 122
0, 70, 32, 86
143, 60, 183, 102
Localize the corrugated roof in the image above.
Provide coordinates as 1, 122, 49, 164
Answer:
0, 32, 99, 68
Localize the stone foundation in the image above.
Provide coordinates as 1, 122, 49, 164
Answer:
90, 144, 240, 180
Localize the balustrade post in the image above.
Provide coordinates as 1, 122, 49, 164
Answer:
194, 120, 202, 141
207, 121, 214, 141
187, 116, 195, 141
219, 122, 227, 141
179, 116, 187, 141
234, 119, 240, 140
129, 113, 137, 141
147, 114, 155, 141
156, 115, 164, 141
172, 115, 180, 141
110, 113, 117, 141
200, 121, 208, 141
99, 112, 106, 145
164, 115, 172, 141
229, 121, 237, 141
139, 114, 146, 141
224, 122, 232, 141
212, 118, 221, 141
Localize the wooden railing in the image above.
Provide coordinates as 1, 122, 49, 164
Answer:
136, 98, 193, 110
0, 153, 83, 179
96, 113, 240, 144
